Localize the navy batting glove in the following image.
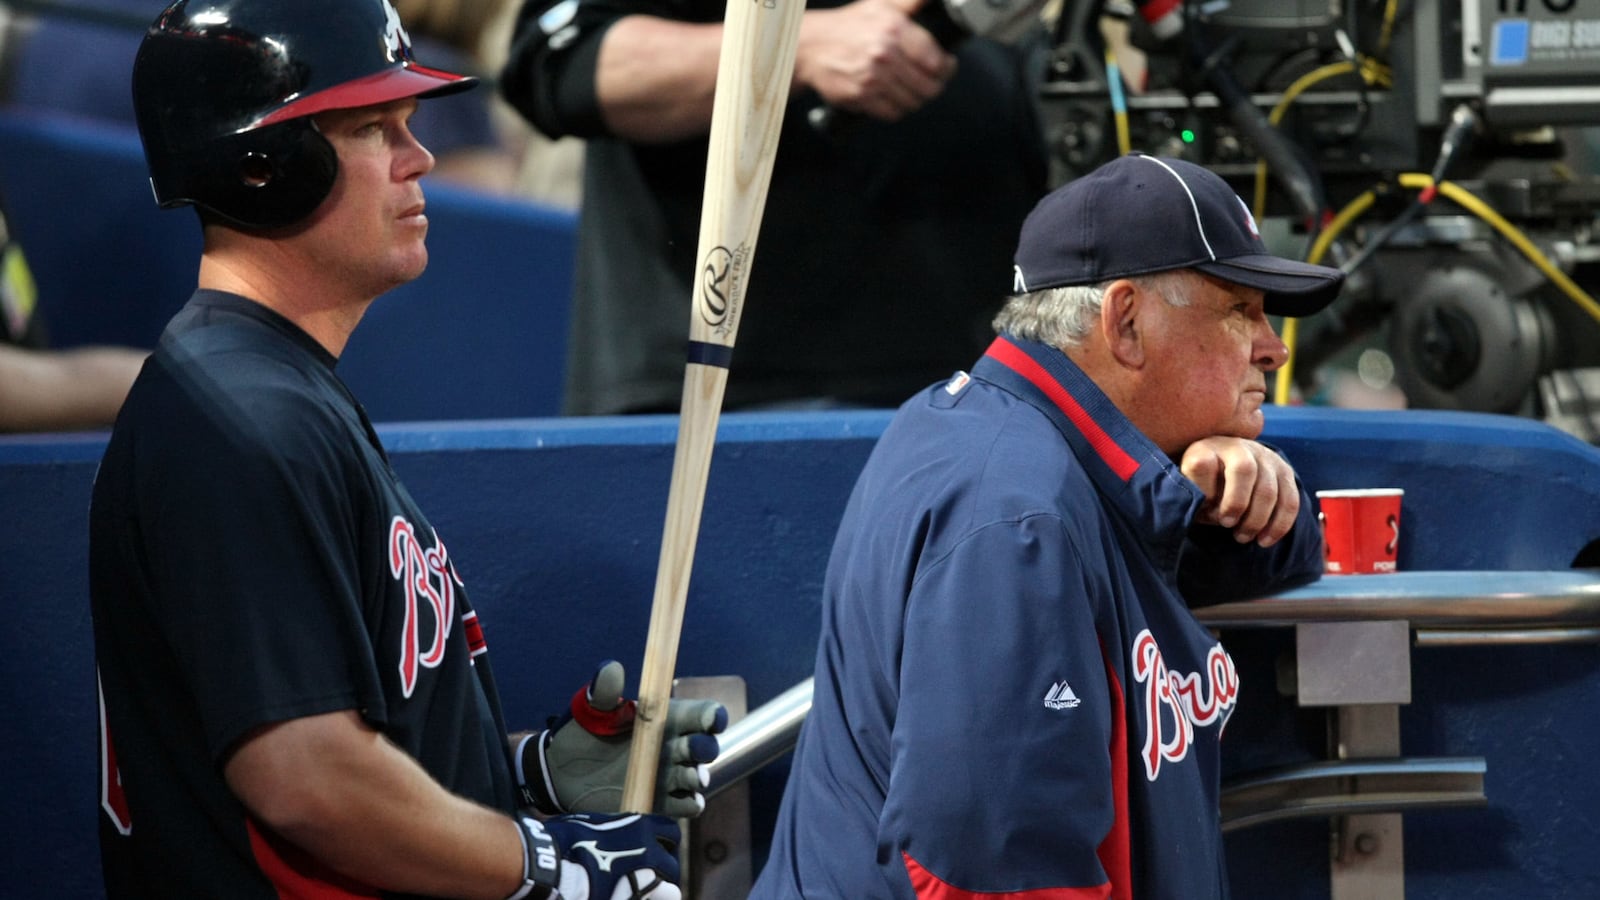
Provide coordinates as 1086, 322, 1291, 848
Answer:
509, 813, 682, 900
517, 660, 727, 818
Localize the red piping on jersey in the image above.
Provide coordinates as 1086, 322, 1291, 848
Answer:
247, 818, 381, 899
985, 338, 1140, 482
903, 852, 1111, 899
463, 609, 488, 659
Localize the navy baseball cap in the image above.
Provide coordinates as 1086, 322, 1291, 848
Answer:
1012, 154, 1344, 317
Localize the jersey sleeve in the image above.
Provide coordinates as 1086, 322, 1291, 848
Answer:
884, 513, 1119, 897
137, 378, 382, 763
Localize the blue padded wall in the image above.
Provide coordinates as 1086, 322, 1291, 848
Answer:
7, 406, 1600, 897
0, 112, 577, 421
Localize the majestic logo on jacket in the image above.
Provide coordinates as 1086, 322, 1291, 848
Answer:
389, 516, 464, 698
1131, 628, 1238, 781
1043, 680, 1082, 709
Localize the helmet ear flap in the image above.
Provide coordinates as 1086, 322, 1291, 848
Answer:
195, 121, 339, 230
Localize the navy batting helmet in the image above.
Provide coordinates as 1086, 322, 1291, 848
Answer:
132, 0, 477, 230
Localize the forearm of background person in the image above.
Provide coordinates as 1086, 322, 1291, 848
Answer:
0, 344, 146, 432
224, 709, 526, 900
593, 15, 723, 142
594, 0, 951, 143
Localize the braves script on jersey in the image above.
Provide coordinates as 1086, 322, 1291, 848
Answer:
751, 336, 1321, 900
90, 290, 517, 899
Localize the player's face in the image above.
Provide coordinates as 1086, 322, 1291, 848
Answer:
1138, 274, 1286, 453
303, 99, 435, 297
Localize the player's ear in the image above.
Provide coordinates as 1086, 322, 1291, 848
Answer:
1101, 279, 1145, 369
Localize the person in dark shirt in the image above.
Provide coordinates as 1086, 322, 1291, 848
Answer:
499, 0, 1051, 413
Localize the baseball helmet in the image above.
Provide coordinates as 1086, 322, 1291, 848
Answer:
132, 0, 477, 230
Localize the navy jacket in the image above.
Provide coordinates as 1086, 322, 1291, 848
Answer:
751, 336, 1323, 899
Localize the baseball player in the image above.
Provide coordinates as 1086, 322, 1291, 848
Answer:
750, 154, 1344, 899
89, 2, 720, 898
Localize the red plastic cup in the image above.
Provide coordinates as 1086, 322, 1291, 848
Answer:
1316, 488, 1404, 574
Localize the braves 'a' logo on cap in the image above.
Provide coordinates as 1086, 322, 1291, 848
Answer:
380, 0, 412, 58
1234, 196, 1261, 239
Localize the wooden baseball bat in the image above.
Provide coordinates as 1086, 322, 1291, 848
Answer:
621, 0, 805, 813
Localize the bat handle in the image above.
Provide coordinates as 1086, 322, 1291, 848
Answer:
622, 692, 669, 812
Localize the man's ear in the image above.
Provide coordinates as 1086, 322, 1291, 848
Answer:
1101, 279, 1144, 369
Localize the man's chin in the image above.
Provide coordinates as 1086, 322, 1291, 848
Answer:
1225, 411, 1266, 440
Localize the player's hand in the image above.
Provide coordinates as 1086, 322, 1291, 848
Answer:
512, 812, 682, 900
517, 661, 727, 818
1179, 437, 1301, 548
794, 0, 957, 121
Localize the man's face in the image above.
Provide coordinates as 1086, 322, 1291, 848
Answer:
1138, 273, 1287, 452
296, 98, 434, 298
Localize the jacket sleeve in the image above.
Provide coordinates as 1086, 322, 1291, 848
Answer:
1178, 469, 1324, 607
884, 514, 1121, 898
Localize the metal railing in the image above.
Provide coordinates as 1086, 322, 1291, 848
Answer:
706, 570, 1600, 824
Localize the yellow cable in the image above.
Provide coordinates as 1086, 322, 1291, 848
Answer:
1378, 0, 1399, 54
1272, 188, 1378, 404
1261, 4, 1398, 403
1251, 58, 1392, 216
1397, 174, 1600, 326
1106, 49, 1131, 156
1273, 174, 1600, 405
1276, 317, 1299, 405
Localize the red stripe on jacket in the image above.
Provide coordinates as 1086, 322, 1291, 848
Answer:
902, 852, 1112, 899
1101, 642, 1134, 900
985, 338, 1140, 482
897, 637, 1137, 900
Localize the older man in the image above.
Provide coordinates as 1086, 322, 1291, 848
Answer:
752, 153, 1344, 900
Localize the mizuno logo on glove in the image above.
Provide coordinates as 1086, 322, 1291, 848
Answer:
572, 840, 647, 872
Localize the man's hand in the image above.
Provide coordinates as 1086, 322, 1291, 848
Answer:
517, 661, 727, 818
794, 0, 957, 122
1179, 437, 1301, 548
511, 812, 682, 900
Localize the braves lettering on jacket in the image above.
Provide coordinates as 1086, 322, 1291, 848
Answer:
1133, 628, 1239, 782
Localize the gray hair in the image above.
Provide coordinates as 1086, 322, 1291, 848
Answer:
993, 270, 1198, 348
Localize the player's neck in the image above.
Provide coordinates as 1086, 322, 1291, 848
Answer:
197, 251, 373, 358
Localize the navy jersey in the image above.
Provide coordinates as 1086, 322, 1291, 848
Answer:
90, 291, 516, 899
751, 337, 1323, 900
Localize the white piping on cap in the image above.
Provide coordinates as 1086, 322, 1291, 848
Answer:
1135, 155, 1216, 262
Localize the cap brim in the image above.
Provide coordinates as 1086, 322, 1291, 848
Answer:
257, 64, 478, 127
1196, 254, 1345, 318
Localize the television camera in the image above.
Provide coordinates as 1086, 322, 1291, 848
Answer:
1040, 0, 1600, 440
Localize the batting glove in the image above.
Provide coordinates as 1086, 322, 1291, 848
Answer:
516, 660, 727, 818
507, 812, 682, 900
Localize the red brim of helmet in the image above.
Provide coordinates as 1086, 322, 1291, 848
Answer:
254, 63, 478, 128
